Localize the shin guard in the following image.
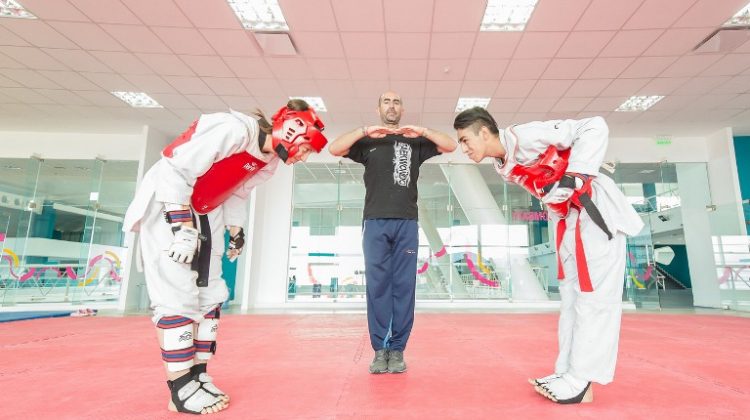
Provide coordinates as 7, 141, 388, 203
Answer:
157, 315, 195, 372
195, 306, 220, 361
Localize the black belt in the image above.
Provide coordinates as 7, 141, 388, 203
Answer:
191, 213, 211, 287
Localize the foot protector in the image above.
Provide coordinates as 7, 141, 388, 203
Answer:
534, 374, 593, 404
191, 364, 229, 402
167, 372, 225, 414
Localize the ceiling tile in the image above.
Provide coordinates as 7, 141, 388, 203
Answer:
1, 88, 56, 104
427, 59, 467, 80
200, 29, 260, 57
565, 79, 612, 97
542, 58, 591, 79
672, 76, 732, 95
185, 94, 227, 109
123, 74, 178, 94
526, 0, 590, 31
556, 31, 615, 58
200, 77, 248, 96
701, 54, 750, 76
220, 95, 258, 110
68, 0, 140, 24
121, 0, 193, 27
164, 75, 214, 95
292, 32, 345, 58
101, 24, 171, 54
180, 55, 234, 77
674, 0, 749, 28
81, 72, 137, 91
487, 98, 524, 113
712, 75, 750, 94
432, 0, 486, 32
387, 33, 430, 59
223, 57, 273, 78
43, 49, 110, 72
151, 27, 216, 55
460, 80, 498, 97
384, 0, 433, 32
0, 74, 22, 88
280, 0, 338, 31
580, 57, 634, 78
90, 51, 153, 74
348, 59, 388, 80
352, 79, 389, 98
520, 98, 557, 113
529, 80, 574, 98
0, 52, 25, 68
514, 32, 567, 58
0, 46, 67, 70
137, 53, 194, 76
175, 0, 240, 29
75, 91, 130, 107
638, 77, 690, 95
331, 0, 384, 31
423, 98, 457, 113
585, 96, 629, 112
425, 81, 462, 97
265, 58, 313, 80
316, 79, 356, 98
599, 30, 663, 57
389, 80, 426, 98
389, 60, 428, 81
0, 20, 77, 49
553, 97, 594, 112
465, 59, 508, 80
600, 78, 650, 96
575, 0, 645, 30
502, 59, 550, 80
421, 112, 455, 127
620, 56, 678, 78
623, 0, 698, 29
34, 89, 91, 106
341, 33, 387, 58
240, 79, 283, 97
494, 80, 536, 98
430, 33, 475, 59
307, 59, 350, 80
17, 0, 89, 21
472, 32, 522, 59
660, 54, 722, 77
644, 28, 714, 56
279, 79, 321, 96
49, 22, 125, 51
0, 68, 59, 89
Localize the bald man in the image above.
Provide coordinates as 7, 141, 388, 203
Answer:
329, 91, 457, 374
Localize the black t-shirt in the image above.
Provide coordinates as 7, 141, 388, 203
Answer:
346, 134, 440, 220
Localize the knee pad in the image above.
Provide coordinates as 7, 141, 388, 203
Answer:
195, 306, 220, 361
157, 315, 195, 372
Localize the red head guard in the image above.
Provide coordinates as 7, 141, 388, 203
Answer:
271, 105, 328, 162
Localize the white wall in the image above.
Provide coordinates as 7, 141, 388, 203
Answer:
0, 130, 146, 160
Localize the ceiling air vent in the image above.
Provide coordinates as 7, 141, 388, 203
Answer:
693, 26, 750, 54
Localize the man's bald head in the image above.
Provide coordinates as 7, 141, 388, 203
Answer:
377, 90, 403, 127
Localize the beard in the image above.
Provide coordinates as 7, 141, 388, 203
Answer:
383, 110, 401, 125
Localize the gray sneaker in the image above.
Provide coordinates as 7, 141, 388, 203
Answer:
387, 350, 407, 373
369, 349, 389, 374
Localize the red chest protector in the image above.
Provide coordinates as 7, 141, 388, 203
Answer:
507, 146, 571, 217
163, 121, 268, 215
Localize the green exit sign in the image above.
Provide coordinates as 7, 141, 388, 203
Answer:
654, 136, 672, 146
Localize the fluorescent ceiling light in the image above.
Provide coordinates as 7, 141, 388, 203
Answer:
455, 97, 491, 112
480, 0, 538, 31
111, 92, 163, 108
227, 0, 289, 31
724, 2, 750, 27
615, 96, 664, 112
291, 96, 327, 112
0, 0, 36, 19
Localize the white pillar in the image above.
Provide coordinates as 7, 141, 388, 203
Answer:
440, 164, 548, 300
676, 163, 722, 308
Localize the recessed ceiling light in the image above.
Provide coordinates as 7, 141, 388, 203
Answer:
111, 91, 163, 108
480, 0, 538, 31
724, 2, 750, 27
455, 97, 491, 112
615, 96, 664, 112
227, 0, 289, 31
290, 96, 327, 112
0, 0, 36, 19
